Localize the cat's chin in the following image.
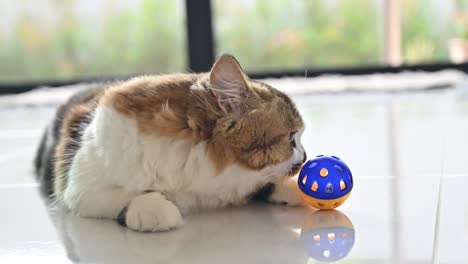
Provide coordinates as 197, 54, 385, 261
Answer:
285, 170, 300, 178
268, 167, 301, 181
286, 163, 303, 177
259, 160, 304, 181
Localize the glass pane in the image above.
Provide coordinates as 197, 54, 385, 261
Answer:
401, 0, 468, 64
401, 0, 450, 63
213, 0, 384, 72
0, 0, 186, 82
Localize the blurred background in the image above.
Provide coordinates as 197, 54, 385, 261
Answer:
0, 0, 467, 88
1, 1, 468, 263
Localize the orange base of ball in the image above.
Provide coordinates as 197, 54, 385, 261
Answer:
300, 192, 352, 210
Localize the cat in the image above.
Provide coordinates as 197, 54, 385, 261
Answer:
35, 54, 307, 232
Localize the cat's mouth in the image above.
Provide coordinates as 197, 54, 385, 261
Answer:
285, 151, 307, 177
262, 154, 306, 179
286, 162, 304, 177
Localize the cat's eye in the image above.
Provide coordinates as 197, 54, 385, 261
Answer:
289, 132, 297, 147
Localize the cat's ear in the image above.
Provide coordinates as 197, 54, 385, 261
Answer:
209, 54, 251, 117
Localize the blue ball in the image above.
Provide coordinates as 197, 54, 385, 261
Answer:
298, 155, 353, 209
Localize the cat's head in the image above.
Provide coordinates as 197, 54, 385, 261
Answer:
205, 55, 307, 179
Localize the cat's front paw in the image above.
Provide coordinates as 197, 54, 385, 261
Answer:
121, 192, 183, 232
269, 178, 305, 207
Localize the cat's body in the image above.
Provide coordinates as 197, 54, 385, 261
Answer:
35, 55, 307, 232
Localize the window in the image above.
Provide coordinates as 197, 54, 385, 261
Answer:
0, 0, 466, 85
0, 0, 186, 82
213, 0, 384, 71
401, 0, 468, 64
213, 0, 468, 71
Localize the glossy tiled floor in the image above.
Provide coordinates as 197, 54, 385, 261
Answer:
1, 84, 468, 263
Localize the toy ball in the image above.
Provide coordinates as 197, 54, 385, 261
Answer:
300, 210, 355, 262
298, 155, 353, 210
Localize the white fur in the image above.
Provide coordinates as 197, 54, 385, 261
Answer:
62, 106, 305, 231
125, 192, 183, 232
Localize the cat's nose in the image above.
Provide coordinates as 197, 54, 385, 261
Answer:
302, 152, 307, 163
